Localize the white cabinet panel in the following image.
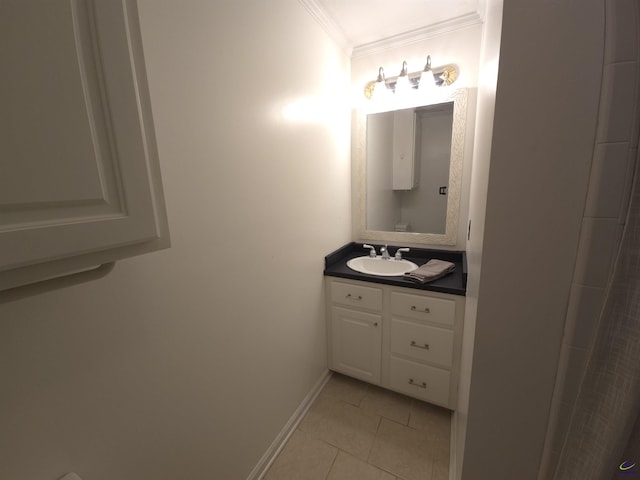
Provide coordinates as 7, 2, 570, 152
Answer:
0, 0, 169, 289
390, 318, 454, 368
389, 356, 451, 406
330, 280, 383, 311
331, 306, 382, 384
392, 109, 419, 190
390, 291, 456, 326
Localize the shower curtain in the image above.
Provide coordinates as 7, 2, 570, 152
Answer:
554, 153, 640, 479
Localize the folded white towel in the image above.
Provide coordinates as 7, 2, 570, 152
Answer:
404, 259, 455, 283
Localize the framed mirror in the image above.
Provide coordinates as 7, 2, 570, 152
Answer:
354, 88, 468, 246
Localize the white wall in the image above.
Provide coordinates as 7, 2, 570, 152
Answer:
0, 2, 351, 479
460, 1, 604, 478
454, 1, 503, 476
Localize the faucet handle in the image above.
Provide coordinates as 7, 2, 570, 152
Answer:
395, 247, 410, 260
362, 244, 377, 258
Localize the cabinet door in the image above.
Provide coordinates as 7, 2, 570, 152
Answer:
331, 307, 382, 384
0, 1, 165, 280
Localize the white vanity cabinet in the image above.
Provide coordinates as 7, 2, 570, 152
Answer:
0, 0, 169, 290
326, 277, 464, 409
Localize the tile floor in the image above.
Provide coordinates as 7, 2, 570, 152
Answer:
264, 372, 451, 480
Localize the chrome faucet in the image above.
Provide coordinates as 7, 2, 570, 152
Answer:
395, 247, 410, 260
380, 244, 390, 260
363, 244, 377, 258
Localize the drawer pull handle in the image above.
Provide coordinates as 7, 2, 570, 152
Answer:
346, 294, 363, 300
408, 378, 427, 389
410, 340, 430, 350
410, 306, 430, 313
373, 322, 379, 327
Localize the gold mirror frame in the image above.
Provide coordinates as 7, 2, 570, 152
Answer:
354, 88, 468, 246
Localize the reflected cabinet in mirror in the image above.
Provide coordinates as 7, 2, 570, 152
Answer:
354, 88, 468, 245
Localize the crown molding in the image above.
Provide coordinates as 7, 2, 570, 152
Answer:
298, 0, 353, 55
352, 11, 483, 58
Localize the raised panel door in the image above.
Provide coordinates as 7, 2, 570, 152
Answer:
0, 0, 164, 278
331, 306, 382, 384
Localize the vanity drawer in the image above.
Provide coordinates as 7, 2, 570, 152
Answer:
389, 356, 451, 406
390, 291, 455, 327
390, 318, 454, 367
331, 281, 382, 311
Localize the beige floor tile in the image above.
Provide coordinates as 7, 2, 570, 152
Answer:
408, 399, 451, 439
320, 372, 371, 407
360, 386, 413, 425
264, 430, 338, 480
369, 418, 449, 480
299, 394, 381, 460
327, 451, 397, 480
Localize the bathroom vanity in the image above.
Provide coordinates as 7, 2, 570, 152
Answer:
324, 243, 466, 409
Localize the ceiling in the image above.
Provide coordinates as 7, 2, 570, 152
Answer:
314, 0, 481, 48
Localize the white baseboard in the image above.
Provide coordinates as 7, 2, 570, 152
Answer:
450, 411, 458, 480
246, 369, 333, 480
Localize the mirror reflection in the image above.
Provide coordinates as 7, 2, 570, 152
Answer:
366, 102, 453, 234
356, 88, 467, 246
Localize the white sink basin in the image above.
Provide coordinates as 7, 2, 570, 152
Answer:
346, 256, 419, 277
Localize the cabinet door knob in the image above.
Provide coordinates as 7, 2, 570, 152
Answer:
410, 306, 430, 313
410, 340, 430, 350
346, 293, 363, 300
373, 322, 379, 327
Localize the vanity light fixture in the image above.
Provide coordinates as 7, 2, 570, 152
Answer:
364, 55, 459, 100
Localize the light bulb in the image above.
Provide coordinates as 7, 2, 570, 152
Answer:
395, 76, 411, 93
418, 55, 437, 92
395, 61, 412, 96
418, 70, 436, 90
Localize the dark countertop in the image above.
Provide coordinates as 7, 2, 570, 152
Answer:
324, 242, 467, 296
